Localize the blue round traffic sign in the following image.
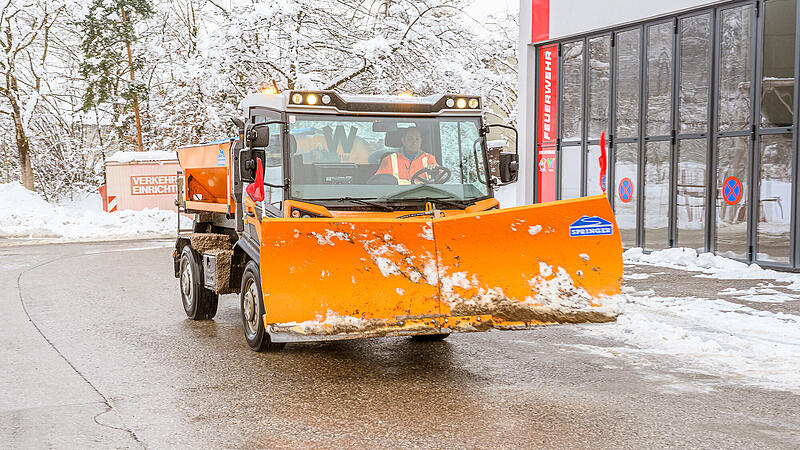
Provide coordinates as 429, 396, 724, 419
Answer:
618, 177, 633, 203
723, 176, 742, 205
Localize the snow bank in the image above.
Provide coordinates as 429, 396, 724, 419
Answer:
106, 150, 177, 163
0, 182, 176, 240
624, 247, 800, 289
571, 247, 800, 393
579, 289, 800, 393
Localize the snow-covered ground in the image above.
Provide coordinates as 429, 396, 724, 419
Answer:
0, 182, 177, 241
578, 247, 800, 394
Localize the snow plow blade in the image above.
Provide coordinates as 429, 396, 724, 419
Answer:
259, 195, 623, 342
433, 195, 623, 329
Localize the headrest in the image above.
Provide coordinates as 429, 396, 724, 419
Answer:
385, 127, 419, 148
384, 130, 403, 148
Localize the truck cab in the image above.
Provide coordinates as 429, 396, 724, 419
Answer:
235, 90, 519, 220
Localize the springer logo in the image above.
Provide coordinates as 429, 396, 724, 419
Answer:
569, 216, 614, 237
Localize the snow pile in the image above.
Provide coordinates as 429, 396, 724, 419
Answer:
272, 310, 390, 336
579, 289, 800, 393
624, 247, 800, 289
718, 287, 798, 303
0, 182, 176, 240
442, 262, 625, 324
106, 150, 177, 163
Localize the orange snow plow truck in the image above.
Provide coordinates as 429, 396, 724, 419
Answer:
173, 91, 623, 351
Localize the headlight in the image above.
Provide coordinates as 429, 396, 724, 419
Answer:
446, 98, 455, 108
306, 94, 319, 105
291, 93, 303, 104
289, 207, 328, 218
321, 94, 331, 104
456, 98, 467, 109
468, 98, 479, 109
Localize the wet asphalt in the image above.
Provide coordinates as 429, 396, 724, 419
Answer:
1, 239, 799, 449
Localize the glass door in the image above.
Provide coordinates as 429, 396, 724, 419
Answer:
713, 3, 756, 260
753, 0, 796, 265
559, 40, 584, 199
643, 21, 675, 250
675, 12, 713, 253
586, 35, 611, 197
612, 27, 642, 247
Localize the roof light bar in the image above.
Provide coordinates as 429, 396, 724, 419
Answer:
444, 96, 480, 110
282, 91, 482, 113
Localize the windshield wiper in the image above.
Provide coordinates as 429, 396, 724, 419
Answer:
385, 197, 472, 210
335, 197, 394, 212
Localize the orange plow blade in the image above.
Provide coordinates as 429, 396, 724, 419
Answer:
433, 195, 624, 329
260, 218, 444, 341
259, 195, 623, 342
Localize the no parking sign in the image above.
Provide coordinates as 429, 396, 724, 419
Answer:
618, 178, 633, 203
723, 176, 743, 205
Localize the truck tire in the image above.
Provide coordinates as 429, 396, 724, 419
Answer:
179, 246, 219, 320
410, 333, 450, 342
240, 260, 285, 352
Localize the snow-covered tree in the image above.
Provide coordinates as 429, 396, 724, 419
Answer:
80, 0, 153, 152
0, 0, 520, 198
0, 0, 65, 190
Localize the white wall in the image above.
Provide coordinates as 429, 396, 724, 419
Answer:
549, 0, 719, 40
516, 0, 535, 205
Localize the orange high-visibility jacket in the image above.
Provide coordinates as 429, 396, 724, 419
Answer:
375, 152, 437, 185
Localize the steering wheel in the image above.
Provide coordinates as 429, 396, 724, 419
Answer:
410, 165, 451, 184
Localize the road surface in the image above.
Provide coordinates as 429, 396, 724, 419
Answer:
1, 239, 798, 448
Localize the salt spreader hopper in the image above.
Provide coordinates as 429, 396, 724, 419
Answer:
173, 91, 623, 351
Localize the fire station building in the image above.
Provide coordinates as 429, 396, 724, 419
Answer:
518, 0, 800, 269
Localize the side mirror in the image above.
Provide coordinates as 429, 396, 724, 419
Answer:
482, 123, 519, 185
499, 152, 519, 183
246, 123, 270, 148
239, 148, 266, 183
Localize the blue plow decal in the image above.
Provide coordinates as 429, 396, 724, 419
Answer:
569, 215, 614, 237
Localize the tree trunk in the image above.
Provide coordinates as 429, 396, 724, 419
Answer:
6, 77, 34, 190
121, 6, 144, 152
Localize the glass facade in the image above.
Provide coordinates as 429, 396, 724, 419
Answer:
536, 0, 799, 269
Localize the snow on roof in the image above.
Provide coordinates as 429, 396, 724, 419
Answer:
106, 150, 178, 163
338, 93, 446, 104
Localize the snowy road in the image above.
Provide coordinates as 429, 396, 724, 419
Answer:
2, 240, 799, 448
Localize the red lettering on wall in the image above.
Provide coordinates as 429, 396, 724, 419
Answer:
537, 44, 558, 203
130, 174, 178, 196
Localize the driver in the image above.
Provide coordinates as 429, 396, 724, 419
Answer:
374, 128, 438, 185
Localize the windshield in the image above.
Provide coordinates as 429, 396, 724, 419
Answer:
287, 114, 489, 204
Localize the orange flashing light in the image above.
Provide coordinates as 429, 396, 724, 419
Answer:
261, 85, 279, 95
261, 80, 280, 95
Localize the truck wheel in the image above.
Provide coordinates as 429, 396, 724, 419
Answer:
179, 246, 219, 320
410, 334, 450, 342
240, 260, 285, 352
